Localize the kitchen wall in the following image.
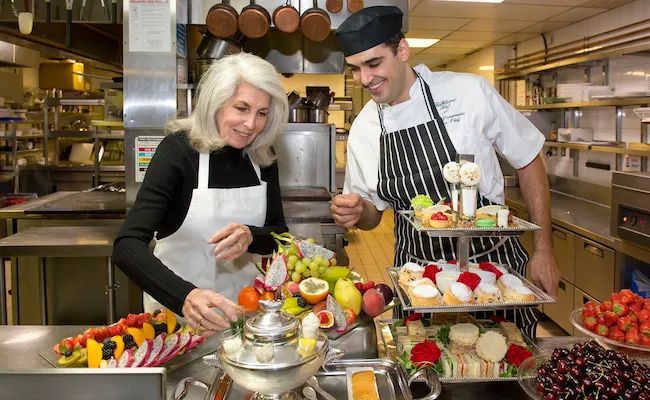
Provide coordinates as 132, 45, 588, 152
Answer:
444, 45, 514, 86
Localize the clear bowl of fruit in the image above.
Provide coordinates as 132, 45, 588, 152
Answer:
571, 308, 650, 355
518, 340, 650, 400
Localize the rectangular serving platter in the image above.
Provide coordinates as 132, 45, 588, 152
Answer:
397, 210, 541, 237
388, 265, 555, 313
377, 318, 540, 383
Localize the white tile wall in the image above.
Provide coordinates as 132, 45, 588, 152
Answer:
578, 151, 616, 186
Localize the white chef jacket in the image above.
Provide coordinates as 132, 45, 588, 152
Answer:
343, 64, 545, 211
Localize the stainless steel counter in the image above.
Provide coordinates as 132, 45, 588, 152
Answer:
0, 191, 126, 219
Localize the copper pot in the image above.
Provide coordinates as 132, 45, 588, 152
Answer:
238, 0, 271, 39
272, 0, 300, 34
347, 0, 363, 13
206, 0, 238, 39
325, 0, 342, 13
300, 0, 331, 42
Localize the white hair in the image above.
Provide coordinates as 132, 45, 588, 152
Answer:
166, 52, 288, 166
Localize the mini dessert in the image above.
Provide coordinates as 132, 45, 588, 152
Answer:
497, 208, 510, 228
406, 320, 426, 341
476, 205, 502, 219
442, 282, 474, 305
350, 370, 379, 400
478, 261, 505, 279
475, 331, 508, 363
456, 271, 481, 290
411, 194, 433, 219
499, 322, 525, 345
468, 268, 497, 285
427, 211, 453, 228
494, 265, 509, 276
474, 283, 502, 303
399, 262, 425, 285
442, 162, 461, 183
503, 285, 535, 302
435, 270, 461, 294
475, 218, 497, 228
422, 265, 441, 283
449, 323, 480, 347
404, 277, 436, 289
497, 273, 523, 293
459, 162, 481, 186
408, 284, 442, 307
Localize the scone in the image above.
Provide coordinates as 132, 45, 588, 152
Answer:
449, 323, 480, 347
475, 331, 508, 363
436, 270, 461, 294
468, 268, 497, 285
496, 274, 523, 293
408, 284, 442, 307
404, 277, 435, 289
503, 285, 535, 302
399, 262, 425, 285
474, 283, 502, 303
442, 282, 474, 305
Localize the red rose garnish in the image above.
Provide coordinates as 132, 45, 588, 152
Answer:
403, 313, 423, 325
489, 315, 508, 324
423, 265, 441, 283
505, 344, 532, 367
410, 340, 442, 367
479, 261, 504, 279
457, 271, 481, 291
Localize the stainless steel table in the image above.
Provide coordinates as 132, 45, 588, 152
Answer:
0, 226, 120, 325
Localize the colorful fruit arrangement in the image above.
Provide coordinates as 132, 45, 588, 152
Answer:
580, 289, 650, 347
535, 341, 650, 400
53, 309, 205, 368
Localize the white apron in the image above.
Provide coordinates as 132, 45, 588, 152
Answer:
143, 152, 267, 312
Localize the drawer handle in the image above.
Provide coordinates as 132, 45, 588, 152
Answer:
584, 244, 603, 258
558, 281, 566, 291
553, 229, 567, 240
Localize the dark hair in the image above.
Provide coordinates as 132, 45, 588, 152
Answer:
384, 32, 405, 55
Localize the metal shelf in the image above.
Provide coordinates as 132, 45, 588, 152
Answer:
543, 141, 650, 156
90, 120, 124, 128
48, 131, 93, 138
0, 148, 44, 155
0, 134, 43, 139
517, 97, 650, 110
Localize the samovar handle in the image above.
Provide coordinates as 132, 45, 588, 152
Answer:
408, 368, 442, 400
173, 377, 209, 400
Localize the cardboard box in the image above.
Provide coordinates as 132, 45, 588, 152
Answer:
39, 62, 85, 91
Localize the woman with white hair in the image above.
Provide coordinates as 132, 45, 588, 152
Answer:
113, 53, 289, 335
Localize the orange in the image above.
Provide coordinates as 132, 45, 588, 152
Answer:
260, 291, 275, 301
238, 286, 261, 312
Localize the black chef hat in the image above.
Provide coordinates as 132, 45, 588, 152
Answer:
334, 6, 403, 57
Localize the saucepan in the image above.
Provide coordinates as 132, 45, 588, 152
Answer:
238, 0, 271, 39
205, 0, 239, 39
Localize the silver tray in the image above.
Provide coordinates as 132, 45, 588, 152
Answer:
388, 266, 555, 313
398, 210, 541, 237
377, 318, 541, 384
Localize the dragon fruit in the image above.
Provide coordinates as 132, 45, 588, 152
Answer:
152, 333, 180, 366
326, 295, 348, 333
117, 348, 135, 367
264, 254, 288, 290
107, 358, 117, 368
174, 332, 193, 356
130, 339, 152, 367
185, 334, 206, 352
295, 239, 335, 261
143, 334, 166, 367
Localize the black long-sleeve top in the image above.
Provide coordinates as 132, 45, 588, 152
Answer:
113, 132, 287, 315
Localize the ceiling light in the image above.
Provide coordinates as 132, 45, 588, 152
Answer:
478, 65, 494, 71
406, 38, 440, 48
434, 0, 504, 3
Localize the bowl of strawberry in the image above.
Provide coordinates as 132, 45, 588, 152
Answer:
571, 289, 650, 353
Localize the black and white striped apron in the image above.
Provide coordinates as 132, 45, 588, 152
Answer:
376, 74, 538, 339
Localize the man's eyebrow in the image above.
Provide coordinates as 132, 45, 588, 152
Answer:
346, 57, 384, 68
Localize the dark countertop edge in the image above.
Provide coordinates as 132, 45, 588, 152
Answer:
505, 188, 650, 264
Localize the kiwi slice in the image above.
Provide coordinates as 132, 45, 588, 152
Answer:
58, 350, 81, 367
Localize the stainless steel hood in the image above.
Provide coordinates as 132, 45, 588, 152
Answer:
0, 40, 39, 67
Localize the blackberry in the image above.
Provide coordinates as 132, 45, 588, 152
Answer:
103, 340, 117, 350
101, 347, 113, 360
154, 323, 167, 336
64, 350, 73, 358
296, 297, 307, 308
293, 292, 301, 298
174, 322, 181, 332
122, 333, 136, 349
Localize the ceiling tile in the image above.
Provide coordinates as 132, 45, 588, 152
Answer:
521, 21, 571, 33
493, 32, 539, 45
502, 0, 591, 5
445, 30, 512, 41
433, 39, 490, 49
408, 16, 471, 31
412, 2, 570, 21
578, 0, 634, 7
548, 7, 607, 22
460, 19, 533, 32
406, 30, 454, 39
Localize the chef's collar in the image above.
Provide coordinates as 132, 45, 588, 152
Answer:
378, 74, 422, 109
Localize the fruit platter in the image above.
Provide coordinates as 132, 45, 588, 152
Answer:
389, 260, 554, 313
378, 313, 540, 383
47, 308, 208, 369
517, 340, 650, 400
237, 232, 396, 339
571, 289, 650, 354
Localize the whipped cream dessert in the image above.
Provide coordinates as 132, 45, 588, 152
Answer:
459, 162, 481, 186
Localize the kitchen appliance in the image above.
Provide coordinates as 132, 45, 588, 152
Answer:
611, 171, 650, 249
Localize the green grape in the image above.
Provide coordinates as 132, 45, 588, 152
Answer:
318, 266, 326, 274
330, 258, 337, 266
311, 271, 320, 278
295, 263, 307, 274
291, 244, 299, 254
288, 255, 298, 264
291, 271, 301, 283
319, 259, 330, 268
306, 238, 316, 244
309, 262, 319, 272
287, 262, 295, 271
302, 269, 311, 278
302, 257, 312, 266
313, 255, 323, 264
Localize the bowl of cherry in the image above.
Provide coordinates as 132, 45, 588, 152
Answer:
518, 340, 650, 400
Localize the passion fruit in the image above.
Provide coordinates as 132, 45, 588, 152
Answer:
298, 277, 329, 305
316, 310, 334, 329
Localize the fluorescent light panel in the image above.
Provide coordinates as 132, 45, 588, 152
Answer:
434, 0, 504, 3
478, 65, 494, 71
406, 38, 440, 48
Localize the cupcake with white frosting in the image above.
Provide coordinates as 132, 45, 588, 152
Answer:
474, 283, 502, 303
503, 285, 535, 302
399, 262, 425, 285
442, 282, 474, 305
408, 284, 442, 307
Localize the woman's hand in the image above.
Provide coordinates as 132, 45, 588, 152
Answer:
208, 223, 253, 260
182, 288, 241, 337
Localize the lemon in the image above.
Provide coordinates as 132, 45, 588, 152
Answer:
297, 337, 316, 356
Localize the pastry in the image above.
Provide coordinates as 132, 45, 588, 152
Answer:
442, 162, 461, 183
351, 370, 379, 400
499, 322, 525, 345
442, 282, 474, 305
459, 162, 481, 186
497, 274, 523, 293
456, 271, 481, 290
411, 195, 433, 219
426, 211, 453, 228
399, 262, 425, 285
475, 218, 497, 228
435, 270, 461, 294
474, 283, 502, 303
406, 320, 426, 340
468, 268, 497, 285
494, 265, 509, 276
475, 331, 508, 363
503, 285, 536, 302
449, 323, 480, 347
408, 284, 442, 307
404, 277, 435, 289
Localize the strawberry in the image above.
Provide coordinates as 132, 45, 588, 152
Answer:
355, 282, 364, 292
583, 316, 598, 332
582, 307, 596, 319
608, 326, 626, 342
596, 324, 609, 337
125, 314, 139, 327
585, 300, 599, 311
645, 298, 650, 311
108, 324, 122, 337
641, 335, 650, 347
619, 289, 636, 305
629, 313, 638, 323
636, 309, 650, 323
73, 334, 87, 348
58, 337, 75, 355
598, 300, 612, 313
617, 316, 632, 332
362, 281, 375, 292
612, 302, 629, 317
603, 311, 618, 327
611, 293, 622, 304
597, 315, 606, 326
625, 326, 641, 345
631, 298, 645, 313
640, 321, 650, 338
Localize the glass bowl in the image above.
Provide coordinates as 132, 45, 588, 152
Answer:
516, 354, 548, 400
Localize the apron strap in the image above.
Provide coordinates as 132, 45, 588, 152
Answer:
198, 152, 210, 189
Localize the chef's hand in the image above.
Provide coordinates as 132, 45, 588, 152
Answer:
183, 288, 241, 337
331, 193, 364, 228
529, 250, 561, 299
208, 223, 253, 260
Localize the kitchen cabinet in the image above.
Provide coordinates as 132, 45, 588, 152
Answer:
574, 237, 615, 302
552, 225, 575, 283
543, 278, 575, 334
